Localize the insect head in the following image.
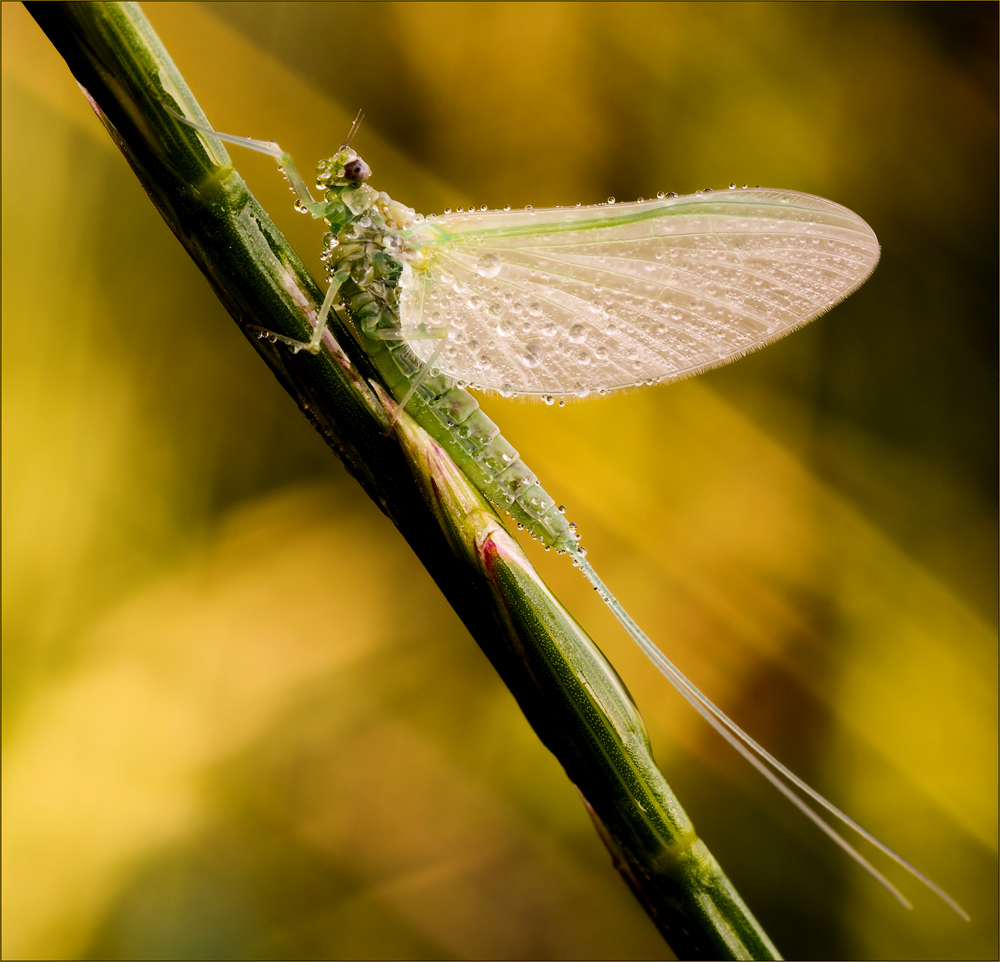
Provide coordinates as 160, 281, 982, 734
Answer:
315, 146, 372, 188
344, 156, 371, 182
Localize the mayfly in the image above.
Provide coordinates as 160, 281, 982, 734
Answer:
171, 106, 965, 919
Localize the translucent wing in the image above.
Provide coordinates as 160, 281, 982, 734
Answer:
397, 189, 879, 396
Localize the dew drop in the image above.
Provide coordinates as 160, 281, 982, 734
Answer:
503, 204, 511, 211
477, 254, 501, 278
543, 394, 555, 406
528, 302, 543, 317
656, 191, 666, 199
568, 323, 587, 344
444, 207, 452, 214
607, 196, 616, 204
667, 191, 678, 198
729, 183, 736, 189
558, 505, 566, 514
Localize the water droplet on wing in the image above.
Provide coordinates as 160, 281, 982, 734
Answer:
477, 254, 501, 278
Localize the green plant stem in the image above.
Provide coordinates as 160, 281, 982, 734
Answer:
26, 3, 781, 958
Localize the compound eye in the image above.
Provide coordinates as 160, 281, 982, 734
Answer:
344, 157, 371, 182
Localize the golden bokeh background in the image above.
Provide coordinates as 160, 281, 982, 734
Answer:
3, 3, 996, 959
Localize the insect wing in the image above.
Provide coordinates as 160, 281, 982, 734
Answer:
398, 190, 879, 396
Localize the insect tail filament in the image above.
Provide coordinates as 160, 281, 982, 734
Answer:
569, 547, 969, 920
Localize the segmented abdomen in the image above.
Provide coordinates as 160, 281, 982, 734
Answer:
345, 286, 574, 550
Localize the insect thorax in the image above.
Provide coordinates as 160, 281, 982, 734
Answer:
314, 148, 422, 339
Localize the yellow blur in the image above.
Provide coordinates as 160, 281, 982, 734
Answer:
3, 3, 996, 960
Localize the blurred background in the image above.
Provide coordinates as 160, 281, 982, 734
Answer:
3, 2, 996, 959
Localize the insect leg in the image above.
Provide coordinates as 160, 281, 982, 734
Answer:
371, 328, 450, 428
247, 270, 350, 354
307, 270, 350, 353
164, 106, 324, 216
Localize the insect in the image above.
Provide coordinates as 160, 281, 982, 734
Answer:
170, 106, 965, 919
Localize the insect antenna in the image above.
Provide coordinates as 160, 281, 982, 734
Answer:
341, 109, 365, 150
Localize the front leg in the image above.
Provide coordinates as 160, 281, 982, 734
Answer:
164, 106, 326, 217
